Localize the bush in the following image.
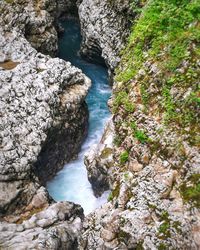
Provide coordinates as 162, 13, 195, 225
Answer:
120, 150, 129, 164
134, 130, 149, 143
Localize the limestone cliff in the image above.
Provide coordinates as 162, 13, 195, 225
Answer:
80, 0, 200, 249
1, 0, 200, 249
0, 0, 90, 248
78, 0, 134, 77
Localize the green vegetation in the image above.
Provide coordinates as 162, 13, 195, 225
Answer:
112, 90, 135, 113
113, 0, 200, 144
160, 210, 169, 221
130, 121, 137, 130
112, 91, 127, 113
100, 148, 112, 159
5, 0, 14, 3
162, 86, 176, 122
140, 83, 149, 108
116, 0, 200, 82
136, 242, 144, 250
158, 243, 168, 250
108, 183, 120, 201
124, 100, 135, 113
158, 218, 182, 238
113, 135, 122, 146
117, 229, 132, 245
180, 173, 200, 207
130, 121, 150, 144
120, 150, 129, 164
134, 130, 149, 144
109, 0, 199, 244
108, 192, 113, 201
158, 221, 171, 238
113, 91, 127, 107
158, 211, 171, 239
123, 172, 131, 181
172, 221, 182, 234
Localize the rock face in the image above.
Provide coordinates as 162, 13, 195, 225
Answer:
1, 0, 59, 56
78, 0, 200, 249
84, 119, 114, 197
35, 101, 89, 184
0, 199, 84, 249
0, 26, 90, 215
0, 0, 90, 248
78, 0, 133, 73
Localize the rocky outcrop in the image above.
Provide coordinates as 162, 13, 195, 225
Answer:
84, 119, 114, 197
78, 0, 133, 73
1, 0, 59, 56
0, 0, 91, 248
0, 25, 90, 215
35, 101, 89, 184
1, 0, 80, 57
80, 149, 200, 249
78, 0, 200, 249
0, 199, 84, 249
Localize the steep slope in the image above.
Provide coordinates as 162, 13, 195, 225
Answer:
80, 0, 200, 249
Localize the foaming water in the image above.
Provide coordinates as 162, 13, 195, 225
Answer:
47, 18, 111, 215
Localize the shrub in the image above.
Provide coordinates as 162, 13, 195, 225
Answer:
134, 130, 149, 144
180, 174, 200, 207
120, 150, 129, 164
124, 100, 135, 113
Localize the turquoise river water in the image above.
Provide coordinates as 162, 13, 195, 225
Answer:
47, 19, 111, 215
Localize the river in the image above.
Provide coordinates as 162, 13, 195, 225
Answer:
47, 18, 111, 215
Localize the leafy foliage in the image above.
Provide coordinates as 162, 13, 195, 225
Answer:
116, 0, 200, 82
180, 174, 200, 207
120, 150, 129, 164
113, 0, 200, 143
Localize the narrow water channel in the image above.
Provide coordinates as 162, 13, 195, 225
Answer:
47, 18, 111, 215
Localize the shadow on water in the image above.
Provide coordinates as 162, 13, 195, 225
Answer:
47, 18, 111, 215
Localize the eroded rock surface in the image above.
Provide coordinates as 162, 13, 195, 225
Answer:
84, 119, 114, 197
78, 0, 200, 249
0, 200, 83, 250
0, 0, 90, 248
78, 0, 133, 73
1, 0, 59, 56
0, 25, 90, 214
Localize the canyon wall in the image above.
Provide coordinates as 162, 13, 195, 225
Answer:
79, 0, 200, 249
1, 0, 199, 249
78, 0, 134, 76
0, 0, 90, 248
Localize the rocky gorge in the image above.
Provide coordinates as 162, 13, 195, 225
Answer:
0, 0, 90, 248
79, 1, 200, 249
0, 0, 200, 249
